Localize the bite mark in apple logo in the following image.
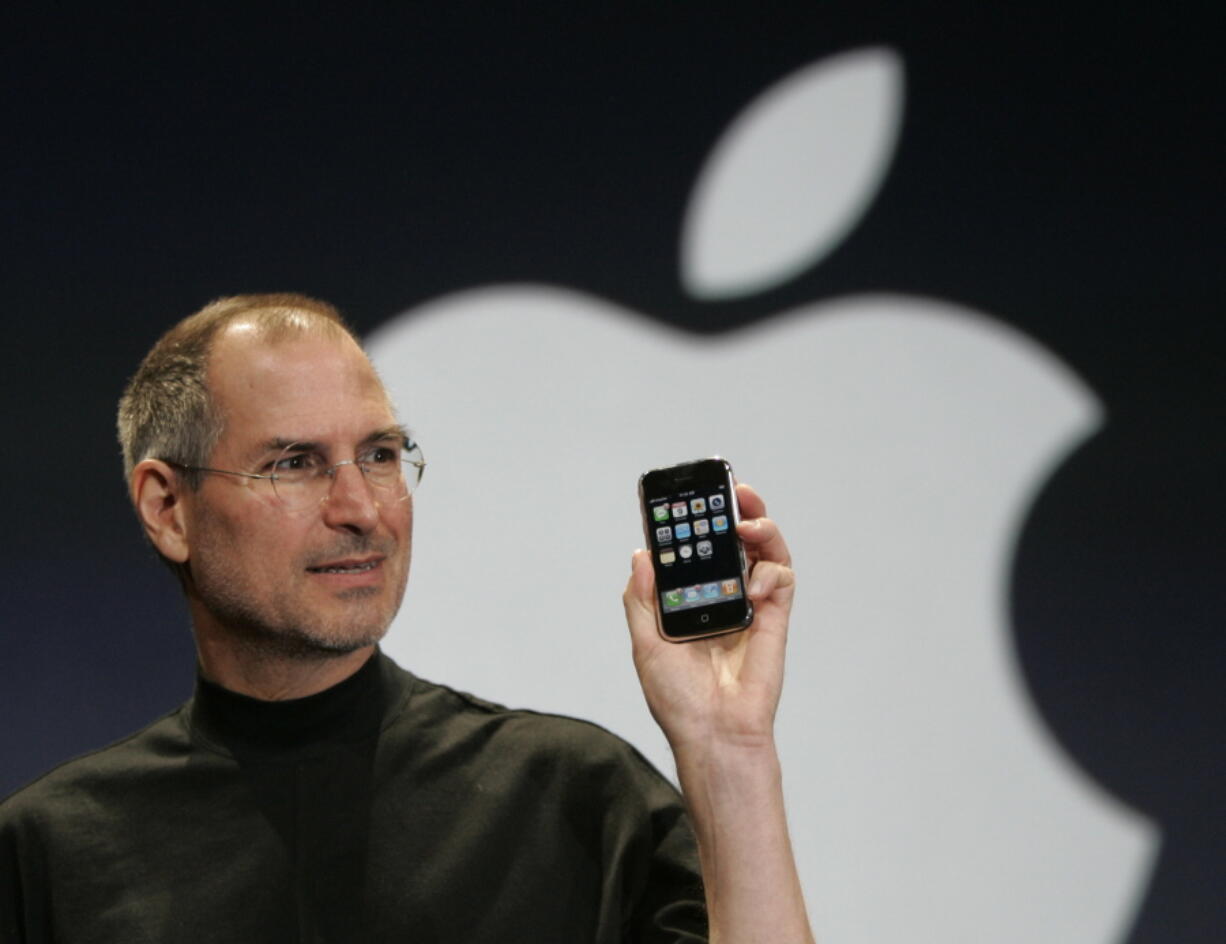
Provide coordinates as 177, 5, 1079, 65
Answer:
368, 47, 1157, 943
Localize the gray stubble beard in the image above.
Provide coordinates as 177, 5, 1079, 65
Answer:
187, 543, 406, 663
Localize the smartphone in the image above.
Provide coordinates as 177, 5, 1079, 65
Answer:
638, 457, 754, 642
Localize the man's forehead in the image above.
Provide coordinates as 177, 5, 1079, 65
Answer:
211, 321, 364, 372
207, 324, 401, 453
251, 424, 409, 457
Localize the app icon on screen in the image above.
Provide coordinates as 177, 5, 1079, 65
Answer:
684, 586, 701, 603
690, 497, 707, 515
679, 544, 694, 560
663, 589, 683, 608
652, 504, 670, 523
693, 518, 710, 536
656, 526, 673, 543
671, 502, 688, 519
708, 494, 726, 511
659, 549, 675, 565
675, 522, 692, 540
721, 579, 739, 596
712, 515, 729, 533
702, 582, 720, 599
696, 540, 713, 558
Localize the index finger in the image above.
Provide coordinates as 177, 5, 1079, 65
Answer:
734, 482, 767, 520
734, 484, 791, 566
737, 515, 792, 567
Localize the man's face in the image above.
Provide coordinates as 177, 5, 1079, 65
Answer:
181, 326, 413, 657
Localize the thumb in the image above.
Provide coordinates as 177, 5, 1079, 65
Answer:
622, 549, 660, 650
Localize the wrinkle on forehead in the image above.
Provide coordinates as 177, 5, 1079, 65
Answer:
210, 322, 387, 397
205, 327, 400, 463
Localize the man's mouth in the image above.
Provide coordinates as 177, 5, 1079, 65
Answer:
307, 558, 382, 575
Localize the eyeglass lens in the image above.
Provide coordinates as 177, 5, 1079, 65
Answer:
269, 443, 424, 510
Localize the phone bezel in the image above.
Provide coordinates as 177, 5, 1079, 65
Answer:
638, 456, 755, 643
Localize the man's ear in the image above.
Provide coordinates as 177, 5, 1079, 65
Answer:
130, 460, 191, 564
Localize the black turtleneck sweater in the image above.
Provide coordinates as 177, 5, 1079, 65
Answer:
0, 651, 707, 942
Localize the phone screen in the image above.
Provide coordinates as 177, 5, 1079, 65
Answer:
639, 457, 753, 640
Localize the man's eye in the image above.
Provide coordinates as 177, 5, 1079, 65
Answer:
362, 446, 399, 465
273, 453, 321, 474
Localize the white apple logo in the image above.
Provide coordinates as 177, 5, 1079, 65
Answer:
368, 48, 1157, 943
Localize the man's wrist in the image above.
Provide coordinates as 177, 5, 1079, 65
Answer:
672, 735, 783, 804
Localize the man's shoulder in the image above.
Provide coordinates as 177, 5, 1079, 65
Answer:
0, 703, 191, 827
402, 671, 643, 755
395, 671, 675, 789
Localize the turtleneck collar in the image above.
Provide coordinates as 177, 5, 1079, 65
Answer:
188, 648, 391, 758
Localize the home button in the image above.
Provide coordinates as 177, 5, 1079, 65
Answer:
700, 614, 710, 623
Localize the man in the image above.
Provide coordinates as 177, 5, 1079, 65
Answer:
1, 294, 812, 942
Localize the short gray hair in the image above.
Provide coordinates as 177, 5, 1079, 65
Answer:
117, 293, 359, 488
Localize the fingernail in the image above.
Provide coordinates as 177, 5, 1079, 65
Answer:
749, 579, 762, 596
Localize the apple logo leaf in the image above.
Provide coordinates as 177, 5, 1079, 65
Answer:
681, 46, 904, 300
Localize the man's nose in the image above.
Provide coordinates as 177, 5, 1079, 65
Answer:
320, 461, 380, 533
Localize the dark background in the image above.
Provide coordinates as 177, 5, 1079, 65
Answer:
3, 4, 1222, 940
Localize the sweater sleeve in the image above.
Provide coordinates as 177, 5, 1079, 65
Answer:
0, 792, 47, 944
585, 730, 709, 943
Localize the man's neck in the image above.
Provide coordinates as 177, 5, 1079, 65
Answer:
194, 637, 378, 701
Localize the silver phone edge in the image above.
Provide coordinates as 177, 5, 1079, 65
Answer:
637, 457, 754, 644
